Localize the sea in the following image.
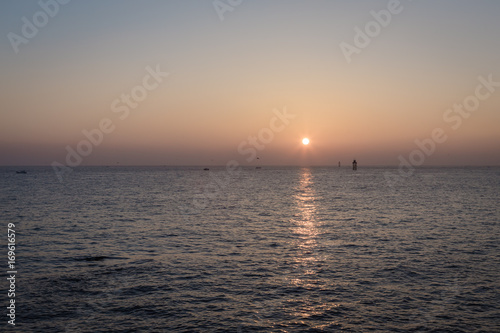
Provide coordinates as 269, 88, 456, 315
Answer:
1, 166, 499, 332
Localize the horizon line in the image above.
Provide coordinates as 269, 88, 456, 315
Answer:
2, 164, 500, 168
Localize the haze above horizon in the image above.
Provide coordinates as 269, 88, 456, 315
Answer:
1, 0, 499, 167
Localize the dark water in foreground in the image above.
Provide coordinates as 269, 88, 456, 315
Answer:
1, 166, 499, 332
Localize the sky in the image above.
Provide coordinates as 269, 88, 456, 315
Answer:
1, 0, 499, 166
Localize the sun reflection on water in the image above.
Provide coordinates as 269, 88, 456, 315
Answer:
283, 168, 339, 326
292, 168, 319, 258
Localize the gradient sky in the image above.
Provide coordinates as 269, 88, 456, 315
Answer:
1, 0, 499, 166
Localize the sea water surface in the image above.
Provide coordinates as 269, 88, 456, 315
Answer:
1, 166, 499, 332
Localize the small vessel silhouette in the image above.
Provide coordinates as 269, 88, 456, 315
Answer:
352, 160, 357, 171
16, 170, 27, 174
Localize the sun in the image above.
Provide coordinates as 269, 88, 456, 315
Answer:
302, 138, 310, 145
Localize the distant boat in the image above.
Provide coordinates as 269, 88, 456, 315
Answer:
203, 168, 210, 171
256, 166, 262, 169
352, 160, 357, 171
16, 170, 27, 174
